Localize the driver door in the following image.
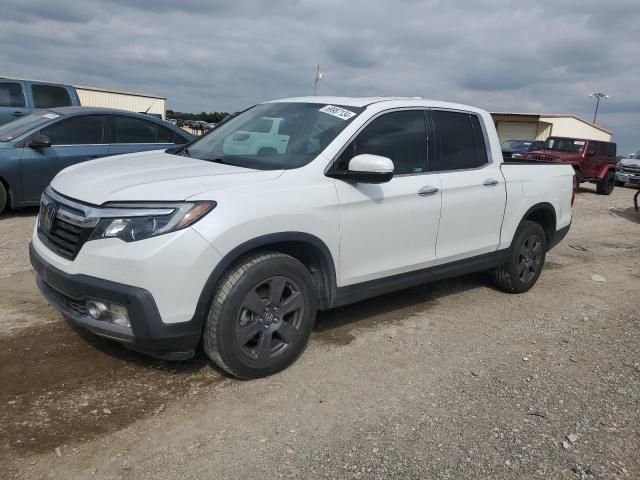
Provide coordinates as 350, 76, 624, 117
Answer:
331, 110, 442, 286
20, 115, 108, 202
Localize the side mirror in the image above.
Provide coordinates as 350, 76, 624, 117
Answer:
27, 133, 52, 149
586, 149, 596, 157
340, 154, 394, 183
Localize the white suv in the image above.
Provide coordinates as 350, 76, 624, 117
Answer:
31, 97, 574, 378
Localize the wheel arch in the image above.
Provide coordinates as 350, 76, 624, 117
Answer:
517, 202, 557, 251
192, 233, 337, 331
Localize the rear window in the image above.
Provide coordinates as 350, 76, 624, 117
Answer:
32, 85, 72, 108
0, 83, 25, 107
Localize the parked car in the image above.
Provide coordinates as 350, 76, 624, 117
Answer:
0, 78, 81, 126
0, 107, 193, 214
615, 150, 640, 187
523, 136, 618, 194
30, 97, 574, 378
501, 139, 545, 160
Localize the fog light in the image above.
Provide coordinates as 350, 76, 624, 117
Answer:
87, 301, 108, 319
85, 299, 131, 328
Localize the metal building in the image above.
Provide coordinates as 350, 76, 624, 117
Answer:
491, 112, 613, 144
75, 85, 166, 119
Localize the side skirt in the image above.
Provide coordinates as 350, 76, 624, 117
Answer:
331, 249, 509, 308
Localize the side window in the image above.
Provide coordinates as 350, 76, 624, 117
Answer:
470, 115, 488, 167
335, 110, 427, 175
0, 83, 25, 107
114, 116, 158, 143
431, 110, 484, 171
157, 126, 175, 143
40, 116, 105, 145
32, 85, 72, 108
606, 143, 616, 157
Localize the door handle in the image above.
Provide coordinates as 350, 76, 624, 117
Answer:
12, 111, 26, 117
418, 185, 439, 196
483, 178, 499, 187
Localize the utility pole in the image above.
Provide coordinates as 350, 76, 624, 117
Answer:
589, 92, 609, 123
313, 65, 322, 95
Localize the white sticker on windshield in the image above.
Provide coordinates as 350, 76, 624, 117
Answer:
319, 105, 356, 120
574, 141, 585, 145
42, 114, 60, 119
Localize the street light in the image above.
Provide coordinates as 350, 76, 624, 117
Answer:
589, 92, 609, 123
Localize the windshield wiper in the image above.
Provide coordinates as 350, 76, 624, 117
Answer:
182, 147, 191, 157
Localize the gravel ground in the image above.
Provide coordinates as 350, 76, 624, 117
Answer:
0, 185, 639, 480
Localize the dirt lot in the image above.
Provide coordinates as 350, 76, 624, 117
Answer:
1, 185, 639, 479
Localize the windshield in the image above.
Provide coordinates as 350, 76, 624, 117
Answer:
183, 102, 364, 170
633, 151, 640, 159
544, 137, 585, 153
501, 140, 532, 150
0, 110, 62, 142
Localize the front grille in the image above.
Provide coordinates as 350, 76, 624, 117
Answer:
621, 165, 640, 174
37, 190, 96, 261
41, 280, 87, 317
528, 153, 559, 162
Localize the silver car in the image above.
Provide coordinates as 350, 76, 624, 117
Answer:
616, 151, 640, 187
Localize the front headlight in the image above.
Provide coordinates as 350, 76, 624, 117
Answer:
90, 201, 216, 242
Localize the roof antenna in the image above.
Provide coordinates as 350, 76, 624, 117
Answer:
313, 65, 323, 95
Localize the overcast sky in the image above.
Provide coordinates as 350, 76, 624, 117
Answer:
1, 0, 639, 152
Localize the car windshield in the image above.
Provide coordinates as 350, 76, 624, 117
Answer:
544, 137, 585, 153
182, 102, 364, 170
633, 151, 640, 159
0, 110, 63, 142
501, 140, 532, 150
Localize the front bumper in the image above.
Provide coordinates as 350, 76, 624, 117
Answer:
616, 172, 640, 185
30, 243, 201, 360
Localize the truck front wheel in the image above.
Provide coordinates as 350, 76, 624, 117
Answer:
203, 252, 317, 379
494, 221, 547, 294
596, 171, 616, 195
0, 182, 7, 215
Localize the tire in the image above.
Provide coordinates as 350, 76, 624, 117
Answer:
596, 171, 616, 195
494, 221, 547, 294
0, 182, 7, 215
203, 252, 317, 379
614, 180, 625, 187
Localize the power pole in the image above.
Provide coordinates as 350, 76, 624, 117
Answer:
313, 65, 322, 95
590, 92, 609, 123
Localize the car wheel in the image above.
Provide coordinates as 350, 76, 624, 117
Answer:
203, 252, 317, 379
614, 180, 625, 187
0, 182, 7, 215
494, 221, 547, 294
596, 171, 616, 195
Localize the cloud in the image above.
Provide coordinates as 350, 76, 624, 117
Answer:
1, 0, 639, 152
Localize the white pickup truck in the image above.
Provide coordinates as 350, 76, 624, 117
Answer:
30, 97, 574, 378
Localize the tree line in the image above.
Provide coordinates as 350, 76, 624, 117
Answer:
166, 110, 230, 123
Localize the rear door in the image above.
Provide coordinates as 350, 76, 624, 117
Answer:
20, 115, 108, 202
108, 115, 186, 155
0, 81, 30, 125
430, 109, 506, 264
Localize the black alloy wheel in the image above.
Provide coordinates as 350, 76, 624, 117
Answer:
235, 276, 305, 362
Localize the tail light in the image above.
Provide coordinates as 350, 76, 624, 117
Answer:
571, 174, 577, 206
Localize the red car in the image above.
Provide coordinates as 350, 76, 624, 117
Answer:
524, 137, 618, 195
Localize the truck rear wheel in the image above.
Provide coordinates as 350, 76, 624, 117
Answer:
494, 221, 547, 294
203, 252, 317, 379
596, 171, 616, 195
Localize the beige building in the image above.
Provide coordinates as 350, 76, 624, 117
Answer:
75, 85, 166, 119
491, 112, 613, 144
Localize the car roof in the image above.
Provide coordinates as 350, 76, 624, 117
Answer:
267, 96, 489, 116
